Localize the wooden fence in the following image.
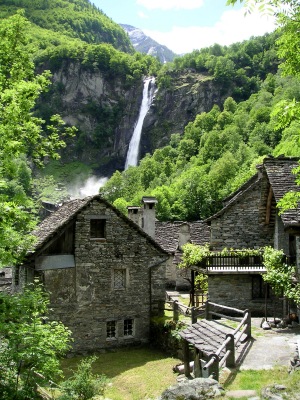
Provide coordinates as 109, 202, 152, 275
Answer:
201, 302, 251, 380
180, 301, 251, 381
165, 293, 206, 323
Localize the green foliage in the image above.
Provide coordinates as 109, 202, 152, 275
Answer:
0, 12, 75, 266
0, 0, 133, 53
0, 282, 72, 399
194, 273, 208, 293
179, 244, 211, 269
262, 246, 300, 303
157, 31, 278, 101
101, 70, 300, 221
58, 356, 108, 400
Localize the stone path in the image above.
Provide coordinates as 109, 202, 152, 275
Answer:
237, 319, 300, 370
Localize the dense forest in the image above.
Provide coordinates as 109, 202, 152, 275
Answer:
1, 0, 300, 256
100, 72, 300, 220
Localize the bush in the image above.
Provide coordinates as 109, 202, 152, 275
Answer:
58, 356, 108, 400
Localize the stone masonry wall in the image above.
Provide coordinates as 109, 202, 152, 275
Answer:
208, 274, 282, 317
45, 199, 167, 353
210, 175, 275, 250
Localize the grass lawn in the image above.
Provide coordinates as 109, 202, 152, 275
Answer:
61, 346, 181, 400
223, 367, 300, 399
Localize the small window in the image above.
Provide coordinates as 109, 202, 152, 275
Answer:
252, 275, 269, 299
114, 269, 126, 289
107, 321, 116, 338
90, 219, 106, 238
124, 319, 134, 336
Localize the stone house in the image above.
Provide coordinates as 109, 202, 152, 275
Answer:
16, 195, 169, 353
154, 221, 210, 290
203, 156, 300, 316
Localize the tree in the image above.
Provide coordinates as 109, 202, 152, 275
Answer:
226, 0, 300, 213
0, 282, 72, 399
0, 11, 75, 266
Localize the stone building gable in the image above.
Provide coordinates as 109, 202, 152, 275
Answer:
30, 195, 167, 257
23, 196, 169, 353
206, 170, 276, 251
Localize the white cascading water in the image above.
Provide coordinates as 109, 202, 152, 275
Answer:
125, 77, 156, 169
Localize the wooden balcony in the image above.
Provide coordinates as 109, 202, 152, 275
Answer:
198, 254, 265, 274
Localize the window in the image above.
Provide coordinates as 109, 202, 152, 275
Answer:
252, 275, 269, 299
114, 269, 126, 289
90, 219, 106, 239
124, 319, 134, 336
107, 321, 116, 338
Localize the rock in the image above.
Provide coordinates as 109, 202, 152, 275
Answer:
262, 321, 271, 330
261, 386, 284, 400
226, 389, 257, 398
274, 384, 286, 390
159, 377, 224, 399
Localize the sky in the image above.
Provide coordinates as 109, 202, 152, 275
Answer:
91, 0, 277, 54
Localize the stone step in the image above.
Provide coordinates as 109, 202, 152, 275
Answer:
225, 389, 258, 399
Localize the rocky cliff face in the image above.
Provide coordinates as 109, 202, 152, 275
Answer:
39, 63, 228, 175
39, 61, 143, 175
140, 71, 229, 158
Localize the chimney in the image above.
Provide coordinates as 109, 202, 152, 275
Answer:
141, 196, 157, 239
178, 222, 191, 250
127, 206, 142, 227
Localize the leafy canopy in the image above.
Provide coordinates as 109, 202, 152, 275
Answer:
0, 11, 76, 266
0, 281, 72, 399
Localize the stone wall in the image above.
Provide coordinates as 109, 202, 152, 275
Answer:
41, 199, 167, 353
210, 174, 275, 250
208, 274, 282, 317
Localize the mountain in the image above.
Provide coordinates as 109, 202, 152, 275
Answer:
120, 24, 177, 63
0, 0, 134, 53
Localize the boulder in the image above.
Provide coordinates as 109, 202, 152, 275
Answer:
159, 377, 224, 399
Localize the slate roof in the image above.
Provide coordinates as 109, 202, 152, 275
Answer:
264, 156, 300, 227
30, 195, 169, 256
206, 156, 300, 228
179, 320, 237, 357
155, 221, 210, 253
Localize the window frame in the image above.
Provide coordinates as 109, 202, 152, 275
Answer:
106, 320, 117, 340
90, 218, 106, 240
124, 318, 134, 337
113, 269, 127, 290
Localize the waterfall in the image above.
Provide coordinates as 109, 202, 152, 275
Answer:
125, 77, 156, 169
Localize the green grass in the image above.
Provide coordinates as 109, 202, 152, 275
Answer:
61, 346, 181, 400
223, 367, 300, 399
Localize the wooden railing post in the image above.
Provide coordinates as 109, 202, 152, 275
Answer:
191, 307, 197, 324
225, 334, 235, 368
244, 309, 251, 338
194, 348, 202, 378
173, 300, 179, 322
205, 300, 211, 320
203, 354, 219, 381
183, 339, 191, 377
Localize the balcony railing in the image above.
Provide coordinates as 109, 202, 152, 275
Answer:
200, 254, 265, 272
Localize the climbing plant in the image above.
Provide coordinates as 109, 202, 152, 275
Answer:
262, 246, 300, 304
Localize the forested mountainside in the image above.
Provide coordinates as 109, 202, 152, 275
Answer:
0, 0, 133, 52
100, 70, 300, 221
0, 2, 296, 221
121, 24, 177, 63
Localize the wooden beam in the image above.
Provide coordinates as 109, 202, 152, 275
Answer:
265, 186, 273, 224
